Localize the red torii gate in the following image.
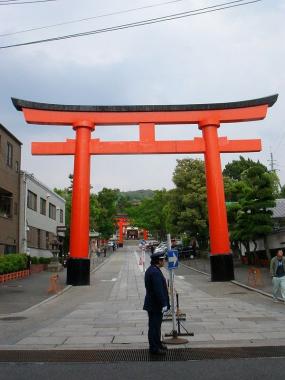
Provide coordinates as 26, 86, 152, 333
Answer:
115, 215, 148, 247
12, 95, 278, 285
115, 215, 128, 247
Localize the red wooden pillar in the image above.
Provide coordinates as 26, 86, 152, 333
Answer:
67, 121, 94, 285
118, 218, 124, 247
143, 229, 148, 241
199, 119, 234, 281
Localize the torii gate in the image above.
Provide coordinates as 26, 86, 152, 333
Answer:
115, 215, 128, 247
12, 95, 278, 286
115, 215, 148, 247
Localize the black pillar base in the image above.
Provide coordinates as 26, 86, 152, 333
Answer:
210, 254, 234, 282
66, 258, 90, 286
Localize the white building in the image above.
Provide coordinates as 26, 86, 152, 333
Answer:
19, 171, 65, 258
240, 199, 285, 255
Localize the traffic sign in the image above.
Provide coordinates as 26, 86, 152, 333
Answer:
167, 249, 178, 270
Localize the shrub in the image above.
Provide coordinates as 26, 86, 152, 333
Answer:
31, 256, 39, 264
0, 254, 27, 274
38, 257, 51, 264
0, 258, 5, 274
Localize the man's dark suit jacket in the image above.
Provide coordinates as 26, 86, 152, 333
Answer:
143, 264, 170, 313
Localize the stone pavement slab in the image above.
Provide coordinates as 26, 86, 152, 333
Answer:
1, 242, 285, 350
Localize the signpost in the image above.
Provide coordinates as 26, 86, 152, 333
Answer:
168, 249, 178, 270
163, 234, 189, 345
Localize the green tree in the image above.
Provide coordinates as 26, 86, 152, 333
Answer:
127, 189, 170, 240
168, 158, 208, 247
223, 156, 267, 181
54, 185, 72, 254
228, 165, 276, 261
116, 193, 132, 214
95, 188, 120, 239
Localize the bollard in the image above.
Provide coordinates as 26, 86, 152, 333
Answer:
47, 274, 61, 294
247, 267, 263, 287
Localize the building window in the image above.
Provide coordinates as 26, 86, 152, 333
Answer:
40, 198, 46, 215
46, 231, 49, 249
4, 245, 16, 254
49, 203, 56, 220
0, 189, 12, 218
15, 161, 19, 173
14, 202, 18, 215
27, 190, 37, 211
37, 229, 41, 249
60, 209, 63, 223
6, 142, 13, 168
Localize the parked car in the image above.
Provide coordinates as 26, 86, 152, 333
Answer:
174, 245, 196, 259
154, 242, 167, 253
145, 240, 159, 250
107, 240, 117, 250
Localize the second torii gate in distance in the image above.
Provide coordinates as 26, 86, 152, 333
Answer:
12, 95, 278, 286
115, 215, 149, 246
115, 215, 128, 247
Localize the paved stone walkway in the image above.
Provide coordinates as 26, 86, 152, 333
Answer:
1, 243, 285, 350
183, 256, 274, 295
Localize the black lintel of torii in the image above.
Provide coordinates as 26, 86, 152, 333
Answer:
11, 94, 278, 113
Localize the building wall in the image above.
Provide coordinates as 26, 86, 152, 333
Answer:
0, 124, 21, 254
19, 171, 65, 257
240, 230, 285, 255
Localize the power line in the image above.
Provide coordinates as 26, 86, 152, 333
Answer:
0, 0, 262, 49
0, 0, 201, 38
0, 0, 56, 5
0, 0, 246, 38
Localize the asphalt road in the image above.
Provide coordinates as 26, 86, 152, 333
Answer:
0, 357, 284, 380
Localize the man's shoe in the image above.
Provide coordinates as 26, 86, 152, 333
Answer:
149, 349, 167, 355
273, 298, 279, 303
160, 343, 168, 350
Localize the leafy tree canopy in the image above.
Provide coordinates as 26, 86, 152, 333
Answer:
169, 159, 208, 243
223, 156, 267, 181
127, 189, 169, 240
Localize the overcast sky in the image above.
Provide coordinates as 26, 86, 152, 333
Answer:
0, 0, 284, 193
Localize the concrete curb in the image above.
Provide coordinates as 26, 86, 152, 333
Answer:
0, 255, 113, 318
180, 262, 284, 302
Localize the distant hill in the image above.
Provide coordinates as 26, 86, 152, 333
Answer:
121, 189, 154, 201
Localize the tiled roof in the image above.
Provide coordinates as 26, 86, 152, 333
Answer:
270, 199, 285, 218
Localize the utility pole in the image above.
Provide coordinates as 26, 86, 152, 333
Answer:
268, 151, 276, 172
268, 151, 282, 190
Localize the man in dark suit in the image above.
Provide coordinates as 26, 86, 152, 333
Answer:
143, 252, 170, 355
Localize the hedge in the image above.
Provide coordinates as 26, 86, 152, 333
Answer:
31, 256, 51, 265
0, 254, 51, 274
0, 254, 27, 274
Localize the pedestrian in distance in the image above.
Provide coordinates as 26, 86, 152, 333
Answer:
103, 246, 107, 257
143, 251, 170, 355
270, 249, 285, 302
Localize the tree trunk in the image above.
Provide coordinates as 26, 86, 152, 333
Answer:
252, 240, 258, 265
264, 235, 271, 261
242, 241, 252, 265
